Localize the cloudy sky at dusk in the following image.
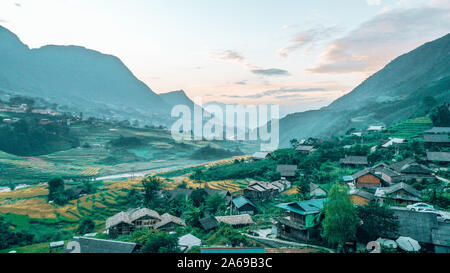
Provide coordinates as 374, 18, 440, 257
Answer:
1, 0, 449, 112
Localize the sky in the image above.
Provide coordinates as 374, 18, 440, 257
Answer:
0, 0, 449, 113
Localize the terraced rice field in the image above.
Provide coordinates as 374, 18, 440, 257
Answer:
388, 116, 433, 139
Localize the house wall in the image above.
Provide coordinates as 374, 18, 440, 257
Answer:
350, 195, 370, 206
133, 216, 159, 229
356, 174, 381, 188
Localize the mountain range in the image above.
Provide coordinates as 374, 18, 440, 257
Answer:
276, 33, 450, 146
0, 25, 449, 147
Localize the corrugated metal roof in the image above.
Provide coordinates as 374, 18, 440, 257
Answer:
232, 195, 256, 209
276, 199, 327, 215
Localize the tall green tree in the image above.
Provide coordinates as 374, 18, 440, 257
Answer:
322, 184, 358, 252
142, 177, 163, 209
205, 193, 227, 215
76, 218, 96, 235
48, 177, 66, 205
141, 232, 180, 253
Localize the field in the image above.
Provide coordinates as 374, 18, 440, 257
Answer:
0, 123, 258, 186
387, 116, 433, 139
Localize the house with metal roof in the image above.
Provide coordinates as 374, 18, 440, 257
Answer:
65, 237, 138, 253
231, 195, 257, 215
252, 152, 271, 161
296, 145, 316, 155
244, 180, 279, 202
274, 199, 327, 242
310, 183, 327, 198
178, 234, 202, 252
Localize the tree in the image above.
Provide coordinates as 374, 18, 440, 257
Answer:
356, 201, 399, 243
126, 188, 143, 207
76, 218, 95, 235
48, 177, 65, 204
322, 184, 359, 252
142, 177, 163, 209
141, 232, 180, 253
430, 103, 450, 127
190, 189, 208, 207
184, 201, 203, 228
205, 193, 227, 215
290, 139, 299, 148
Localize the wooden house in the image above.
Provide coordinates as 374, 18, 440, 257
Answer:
244, 181, 279, 202
427, 152, 450, 165
199, 216, 219, 231
295, 145, 316, 155
349, 189, 375, 206
351, 168, 387, 189
215, 214, 255, 228
231, 195, 257, 215
274, 199, 326, 242
127, 208, 161, 229
153, 213, 186, 231
375, 183, 422, 206
106, 212, 134, 238
252, 152, 271, 161
310, 183, 327, 198
340, 156, 368, 167
424, 134, 450, 147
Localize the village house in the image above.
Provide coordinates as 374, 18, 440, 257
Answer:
310, 183, 327, 198
274, 199, 326, 242
351, 168, 387, 189
427, 152, 450, 165
276, 164, 298, 178
271, 178, 292, 192
215, 214, 255, 228
424, 134, 450, 147
375, 183, 422, 206
244, 180, 279, 202
393, 208, 450, 253
381, 138, 407, 148
295, 145, 316, 155
231, 195, 257, 215
389, 159, 435, 183
251, 152, 271, 161
65, 236, 138, 253
178, 234, 202, 252
340, 156, 369, 167
199, 216, 219, 231
380, 167, 402, 185
367, 125, 385, 132
106, 208, 182, 238
424, 127, 450, 134
204, 185, 232, 206
349, 189, 375, 206
153, 213, 186, 231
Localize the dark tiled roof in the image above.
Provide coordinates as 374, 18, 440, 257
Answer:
424, 134, 450, 143
427, 152, 450, 162
199, 216, 219, 230
70, 237, 137, 253
390, 158, 416, 172
340, 156, 368, 165
349, 189, 375, 200
425, 127, 450, 134
400, 163, 433, 174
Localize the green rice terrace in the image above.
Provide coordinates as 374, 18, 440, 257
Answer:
387, 116, 433, 139
0, 121, 259, 186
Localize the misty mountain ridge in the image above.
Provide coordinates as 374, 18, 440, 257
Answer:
277, 33, 450, 146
